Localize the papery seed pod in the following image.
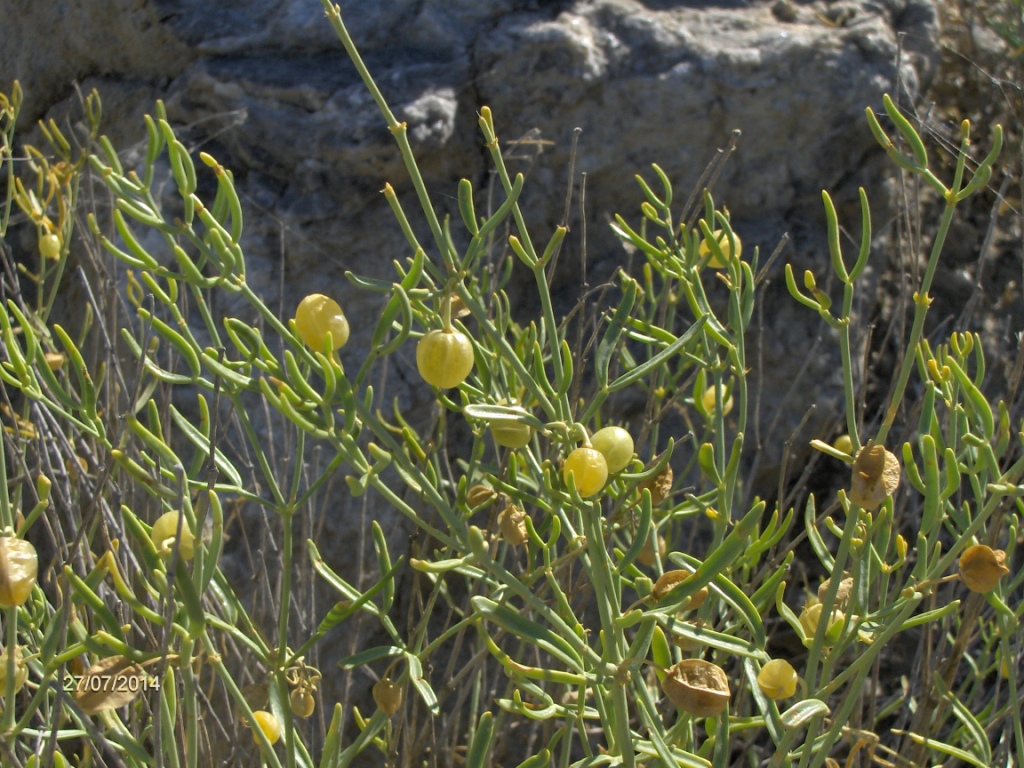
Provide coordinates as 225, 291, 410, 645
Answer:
638, 535, 666, 567
798, 603, 844, 645
662, 659, 731, 717
849, 442, 900, 510
373, 677, 403, 716
959, 544, 1010, 593
497, 505, 528, 546
652, 570, 707, 609
0, 647, 28, 694
449, 293, 471, 318
466, 485, 495, 508
44, 352, 65, 371
250, 710, 282, 745
639, 462, 673, 505
290, 686, 316, 718
756, 659, 798, 699
817, 576, 853, 609
150, 511, 195, 561
0, 536, 38, 608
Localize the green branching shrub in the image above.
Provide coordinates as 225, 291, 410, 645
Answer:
0, 4, 1019, 768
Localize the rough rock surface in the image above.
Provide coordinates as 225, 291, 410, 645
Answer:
3, 0, 940, 741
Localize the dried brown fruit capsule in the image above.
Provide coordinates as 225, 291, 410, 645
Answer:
465, 485, 496, 508
662, 659, 731, 717
959, 544, 1010, 593
849, 442, 900, 510
639, 462, 673, 505
652, 570, 707, 610
497, 504, 529, 546
817, 576, 853, 609
638, 535, 666, 567
0, 536, 38, 608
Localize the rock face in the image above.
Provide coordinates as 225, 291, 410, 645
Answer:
3, 0, 938, 734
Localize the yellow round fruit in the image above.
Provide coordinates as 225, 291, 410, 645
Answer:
833, 434, 854, 456
590, 426, 634, 474
39, 232, 62, 260
0, 537, 38, 608
150, 511, 195, 561
294, 294, 350, 351
0, 648, 28, 694
756, 659, 798, 699
290, 686, 316, 718
563, 447, 609, 498
698, 229, 741, 268
373, 677, 403, 716
490, 420, 533, 449
700, 386, 733, 417
798, 603, 844, 646
416, 328, 475, 388
251, 710, 282, 745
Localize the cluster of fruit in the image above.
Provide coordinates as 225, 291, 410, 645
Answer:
291, 293, 640, 500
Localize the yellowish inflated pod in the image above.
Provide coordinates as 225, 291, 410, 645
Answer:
590, 426, 635, 473
150, 511, 195, 561
250, 710, 282, 745
833, 434, 854, 456
798, 602, 844, 645
490, 418, 533, 449
699, 229, 741, 268
662, 659, 730, 717
294, 293, 350, 351
0, 647, 29, 694
373, 676, 403, 716
756, 659, 798, 699
416, 328, 474, 388
0, 536, 38, 608
39, 232, 62, 260
563, 447, 609, 498
290, 686, 316, 718
700, 385, 733, 417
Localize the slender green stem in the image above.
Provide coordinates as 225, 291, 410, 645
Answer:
875, 192, 958, 445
